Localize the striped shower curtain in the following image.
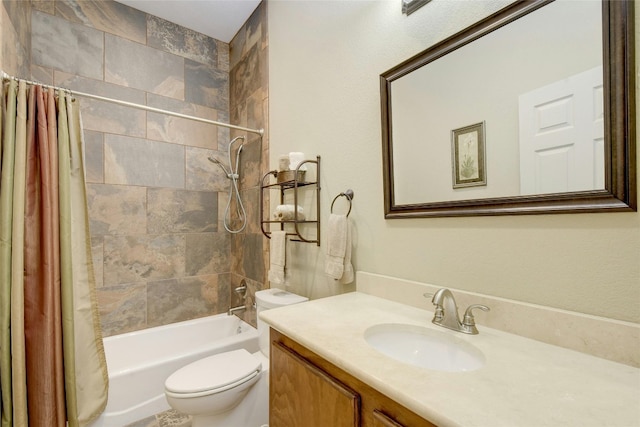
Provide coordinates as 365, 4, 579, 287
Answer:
0, 79, 108, 427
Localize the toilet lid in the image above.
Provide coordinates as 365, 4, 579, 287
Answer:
165, 349, 262, 394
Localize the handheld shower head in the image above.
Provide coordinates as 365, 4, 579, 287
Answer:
209, 135, 249, 234
208, 156, 230, 176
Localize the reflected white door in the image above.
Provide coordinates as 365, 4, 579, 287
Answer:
518, 66, 604, 195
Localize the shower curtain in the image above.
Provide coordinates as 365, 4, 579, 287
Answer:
0, 79, 108, 427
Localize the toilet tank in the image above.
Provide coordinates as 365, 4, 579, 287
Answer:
255, 288, 308, 356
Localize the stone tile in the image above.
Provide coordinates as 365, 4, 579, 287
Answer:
32, 10, 103, 80
96, 282, 147, 337
79, 97, 147, 137
147, 188, 217, 234
103, 235, 186, 286
86, 184, 147, 235
105, 34, 184, 99
239, 137, 262, 189
218, 274, 232, 314
218, 191, 230, 232
31, 0, 55, 15
260, 96, 269, 149
185, 232, 230, 276
56, 71, 147, 103
240, 187, 261, 235
186, 146, 230, 192
223, 193, 248, 234
201, 273, 231, 315
216, 110, 231, 151
235, 275, 264, 327
230, 43, 262, 108
2, 6, 30, 77
184, 59, 228, 111
55, 0, 146, 44
91, 236, 104, 288
147, 92, 218, 118
229, 103, 245, 135
147, 15, 217, 67
229, 26, 245, 72
84, 130, 103, 183
244, 88, 267, 138
30, 65, 53, 85
146, 94, 219, 149
147, 275, 220, 327
246, 3, 267, 51
217, 40, 229, 73
104, 135, 185, 188
231, 233, 265, 283
55, 72, 147, 137
229, 2, 266, 68
4, 0, 31, 55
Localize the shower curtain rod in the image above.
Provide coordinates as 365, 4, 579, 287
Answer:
1, 71, 264, 136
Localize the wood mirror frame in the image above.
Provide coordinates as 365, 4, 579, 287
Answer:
381, 0, 636, 218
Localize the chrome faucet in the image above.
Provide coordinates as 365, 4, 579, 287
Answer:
428, 288, 490, 335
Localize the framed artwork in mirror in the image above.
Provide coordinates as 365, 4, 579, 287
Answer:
451, 121, 486, 189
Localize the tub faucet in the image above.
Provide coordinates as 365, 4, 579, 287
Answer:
428, 288, 490, 335
227, 305, 246, 316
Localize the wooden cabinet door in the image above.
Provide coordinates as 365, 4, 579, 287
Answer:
373, 409, 406, 427
270, 341, 360, 427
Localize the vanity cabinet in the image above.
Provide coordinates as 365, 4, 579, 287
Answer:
269, 329, 435, 427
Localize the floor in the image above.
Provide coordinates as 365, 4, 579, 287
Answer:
125, 409, 192, 427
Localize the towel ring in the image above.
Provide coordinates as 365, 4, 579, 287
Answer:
331, 189, 354, 217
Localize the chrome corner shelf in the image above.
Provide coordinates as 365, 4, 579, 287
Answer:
260, 156, 320, 246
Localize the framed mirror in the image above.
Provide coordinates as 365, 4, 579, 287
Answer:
381, 0, 635, 218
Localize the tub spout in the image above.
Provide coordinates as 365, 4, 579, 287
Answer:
227, 305, 246, 316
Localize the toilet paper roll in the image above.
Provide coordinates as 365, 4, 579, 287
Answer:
273, 205, 305, 221
289, 152, 307, 171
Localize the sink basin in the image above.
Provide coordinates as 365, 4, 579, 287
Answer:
364, 323, 485, 372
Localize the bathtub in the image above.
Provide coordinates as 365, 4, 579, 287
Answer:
89, 314, 260, 427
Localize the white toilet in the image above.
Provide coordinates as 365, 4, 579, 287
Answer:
164, 288, 308, 427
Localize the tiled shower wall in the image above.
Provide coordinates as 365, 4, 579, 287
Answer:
229, 4, 270, 326
1, 0, 268, 336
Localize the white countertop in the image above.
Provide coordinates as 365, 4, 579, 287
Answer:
260, 292, 640, 427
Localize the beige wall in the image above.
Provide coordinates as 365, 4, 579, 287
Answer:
268, 0, 640, 323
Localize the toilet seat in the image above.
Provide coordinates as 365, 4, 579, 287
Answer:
165, 349, 262, 398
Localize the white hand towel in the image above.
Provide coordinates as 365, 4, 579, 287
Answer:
268, 230, 287, 285
325, 214, 353, 283
339, 219, 354, 285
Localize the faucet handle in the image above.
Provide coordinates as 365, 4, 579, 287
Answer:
462, 304, 490, 328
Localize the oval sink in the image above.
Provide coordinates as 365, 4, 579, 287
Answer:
364, 323, 485, 372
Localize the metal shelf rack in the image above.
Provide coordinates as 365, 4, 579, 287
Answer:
260, 156, 320, 246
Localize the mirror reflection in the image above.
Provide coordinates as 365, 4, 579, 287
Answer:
391, 0, 603, 205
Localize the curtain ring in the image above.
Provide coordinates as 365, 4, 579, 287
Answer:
331, 189, 354, 217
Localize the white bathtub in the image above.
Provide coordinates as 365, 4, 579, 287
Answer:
89, 314, 260, 427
